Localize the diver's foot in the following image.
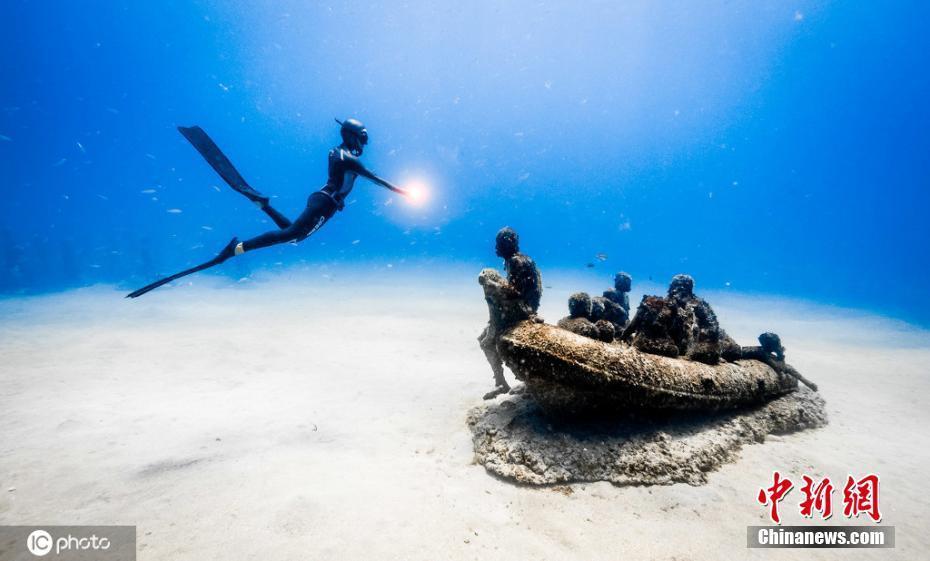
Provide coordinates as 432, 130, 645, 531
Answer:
216, 237, 239, 263
483, 384, 510, 400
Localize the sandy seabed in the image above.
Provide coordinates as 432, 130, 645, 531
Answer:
1, 267, 928, 560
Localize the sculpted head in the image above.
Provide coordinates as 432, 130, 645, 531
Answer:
495, 227, 519, 258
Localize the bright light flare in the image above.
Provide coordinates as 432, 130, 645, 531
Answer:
403, 179, 431, 207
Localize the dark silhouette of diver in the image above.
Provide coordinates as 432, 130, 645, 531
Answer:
127, 119, 408, 298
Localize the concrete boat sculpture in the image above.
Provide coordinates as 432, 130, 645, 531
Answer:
479, 266, 816, 418
498, 321, 798, 417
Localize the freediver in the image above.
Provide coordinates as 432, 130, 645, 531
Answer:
127, 119, 409, 298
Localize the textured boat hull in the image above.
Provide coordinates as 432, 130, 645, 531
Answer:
498, 321, 797, 416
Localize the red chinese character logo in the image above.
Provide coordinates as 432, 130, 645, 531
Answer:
843, 474, 881, 522
799, 475, 834, 519
758, 471, 794, 523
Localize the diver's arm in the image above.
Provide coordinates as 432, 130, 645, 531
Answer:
345, 154, 409, 196
365, 170, 408, 195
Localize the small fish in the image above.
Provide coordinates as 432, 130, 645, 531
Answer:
0, 134, 11, 142
166, 208, 183, 214
52, 158, 67, 167
96, 194, 109, 201
351, 240, 361, 245
140, 189, 156, 194
201, 225, 213, 231
212, 185, 221, 192
105, 107, 120, 114
76, 142, 85, 153
586, 263, 595, 268
595, 252, 608, 261
145, 153, 156, 160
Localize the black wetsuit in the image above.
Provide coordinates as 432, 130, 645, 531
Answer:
126, 127, 399, 298
241, 146, 369, 252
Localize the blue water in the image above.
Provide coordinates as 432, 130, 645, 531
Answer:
2, 1, 928, 324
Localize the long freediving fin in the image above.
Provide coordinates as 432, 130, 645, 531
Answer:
126, 238, 238, 298
177, 125, 269, 205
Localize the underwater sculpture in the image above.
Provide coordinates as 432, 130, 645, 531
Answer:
620, 274, 742, 365
472, 237, 826, 485
557, 292, 600, 338
601, 271, 632, 330
478, 227, 543, 400
478, 247, 818, 417
557, 292, 617, 342
603, 271, 632, 314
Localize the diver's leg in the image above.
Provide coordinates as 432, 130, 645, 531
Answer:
237, 221, 308, 253
177, 125, 292, 228
237, 194, 334, 254
261, 204, 293, 230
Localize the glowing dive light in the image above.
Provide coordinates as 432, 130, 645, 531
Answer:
403, 179, 430, 206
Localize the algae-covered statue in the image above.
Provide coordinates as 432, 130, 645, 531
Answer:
557, 292, 599, 339
471, 245, 825, 486
621, 274, 741, 364
557, 292, 616, 342
601, 271, 632, 328
478, 227, 543, 400
479, 256, 818, 415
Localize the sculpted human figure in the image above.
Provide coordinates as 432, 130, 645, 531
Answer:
477, 228, 542, 399
623, 274, 740, 364
557, 292, 600, 339
740, 332, 818, 390
603, 272, 632, 314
